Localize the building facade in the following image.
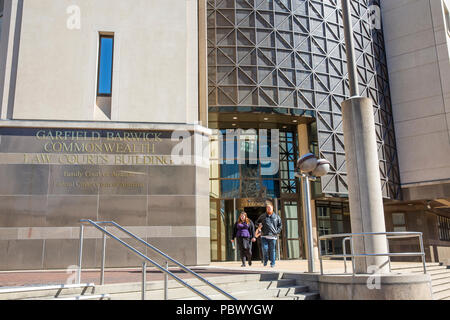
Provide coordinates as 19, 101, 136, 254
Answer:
381, 0, 450, 263
0, 0, 210, 270
0, 0, 449, 270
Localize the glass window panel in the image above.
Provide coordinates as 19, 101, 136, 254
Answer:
262, 179, 279, 198
392, 213, 405, 226
240, 163, 258, 178
221, 163, 240, 179
210, 160, 219, 178
220, 180, 240, 198
98, 36, 114, 95
241, 179, 261, 198
393, 226, 406, 232
210, 180, 220, 198
287, 240, 300, 259
222, 139, 237, 160
210, 241, 218, 261
287, 220, 299, 239
210, 140, 220, 159
317, 206, 330, 218
261, 161, 280, 178
210, 220, 217, 240
285, 204, 298, 219
331, 220, 344, 234
210, 201, 217, 219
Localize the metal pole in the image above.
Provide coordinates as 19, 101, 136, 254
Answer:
142, 261, 147, 300
419, 234, 427, 274
341, 0, 360, 97
100, 233, 106, 285
318, 236, 323, 275
386, 237, 392, 273
77, 225, 84, 284
350, 237, 356, 275
164, 261, 169, 300
302, 174, 315, 273
343, 237, 348, 274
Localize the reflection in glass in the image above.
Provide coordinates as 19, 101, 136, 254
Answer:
221, 163, 240, 179
220, 180, 240, 198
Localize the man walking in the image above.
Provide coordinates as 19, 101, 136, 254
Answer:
256, 200, 282, 268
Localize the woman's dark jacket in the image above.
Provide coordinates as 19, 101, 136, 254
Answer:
232, 220, 255, 239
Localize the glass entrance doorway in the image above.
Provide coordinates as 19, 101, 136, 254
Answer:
243, 206, 266, 262
210, 197, 305, 262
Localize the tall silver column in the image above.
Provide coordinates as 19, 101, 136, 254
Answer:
302, 175, 315, 273
340, 0, 389, 274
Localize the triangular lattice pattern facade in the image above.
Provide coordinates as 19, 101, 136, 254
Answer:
207, 0, 401, 199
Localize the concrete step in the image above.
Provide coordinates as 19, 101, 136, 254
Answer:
0, 283, 96, 300
430, 274, 450, 283
28, 294, 111, 301
270, 278, 296, 288
401, 268, 450, 276
104, 277, 283, 300
174, 287, 319, 301
272, 285, 309, 297
391, 263, 441, 271
275, 292, 320, 301
430, 277, 450, 287
433, 290, 450, 301
432, 282, 450, 294
392, 265, 448, 273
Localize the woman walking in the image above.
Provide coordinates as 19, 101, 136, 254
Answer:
231, 212, 256, 267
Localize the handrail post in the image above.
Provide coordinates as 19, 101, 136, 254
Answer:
80, 219, 235, 300
318, 236, 323, 275
77, 224, 84, 284
343, 237, 348, 274
386, 237, 391, 273
164, 261, 169, 300
142, 261, 147, 300
100, 233, 106, 285
419, 234, 427, 274
350, 236, 356, 275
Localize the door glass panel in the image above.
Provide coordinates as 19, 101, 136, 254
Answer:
287, 220, 299, 239
285, 204, 298, 219
210, 220, 217, 241
287, 240, 300, 259
210, 240, 218, 261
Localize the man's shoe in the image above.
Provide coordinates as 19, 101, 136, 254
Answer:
270, 264, 275, 268
263, 262, 267, 267
241, 263, 246, 267
248, 261, 252, 266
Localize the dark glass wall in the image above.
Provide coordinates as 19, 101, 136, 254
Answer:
207, 0, 401, 199
210, 129, 297, 199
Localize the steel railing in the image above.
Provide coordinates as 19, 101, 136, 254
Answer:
318, 231, 427, 275
77, 220, 237, 300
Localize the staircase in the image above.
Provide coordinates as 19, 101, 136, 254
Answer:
0, 272, 319, 300
0, 283, 110, 300
392, 262, 450, 300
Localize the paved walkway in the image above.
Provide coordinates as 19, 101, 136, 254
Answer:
0, 259, 428, 288
209, 259, 427, 274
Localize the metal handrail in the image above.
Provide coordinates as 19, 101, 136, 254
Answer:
78, 220, 237, 300
318, 231, 427, 275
